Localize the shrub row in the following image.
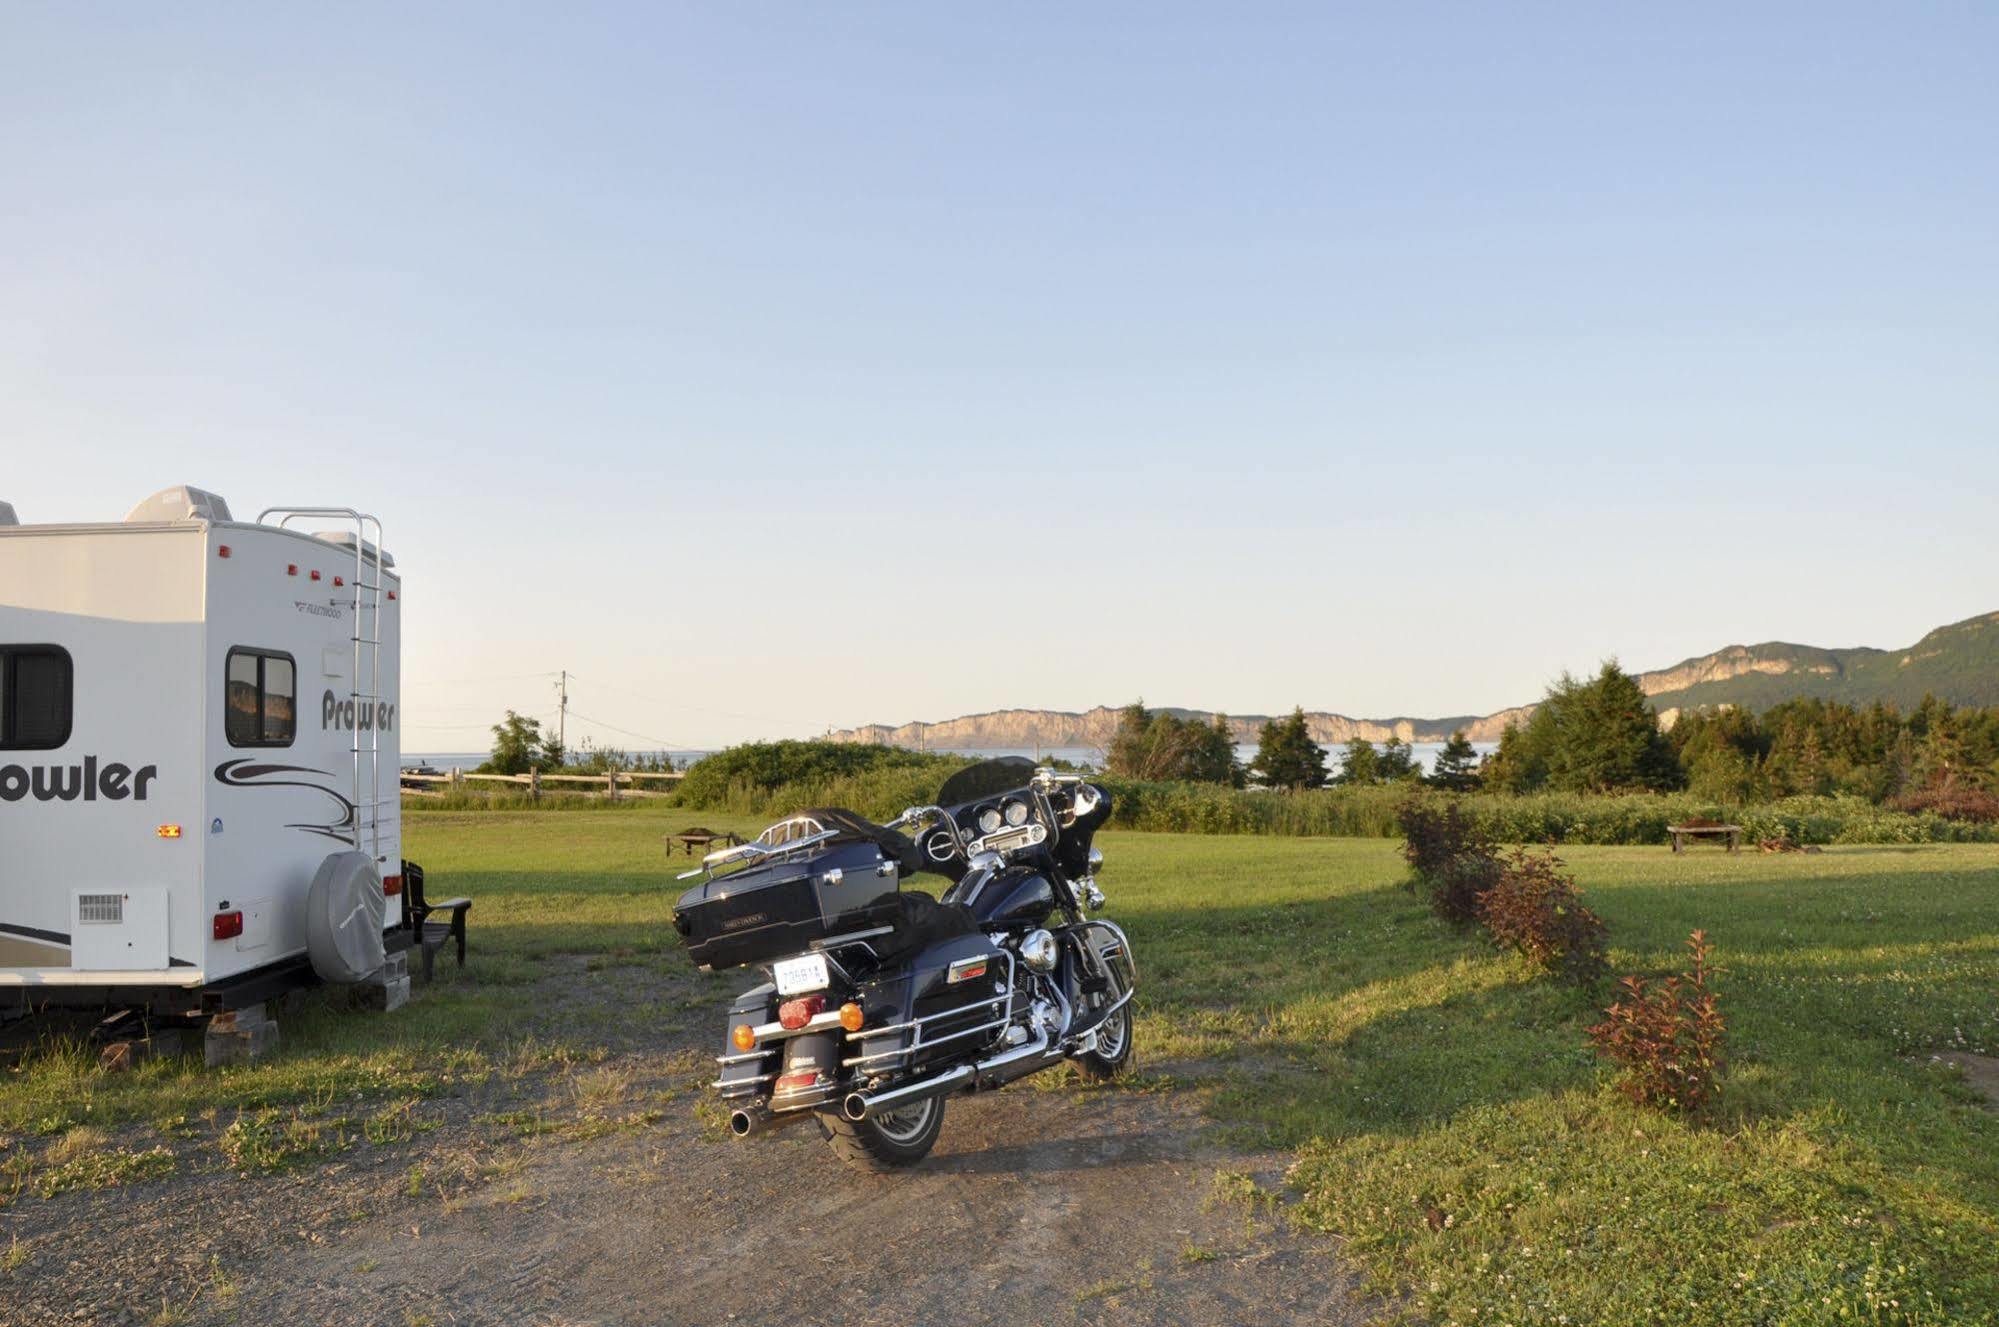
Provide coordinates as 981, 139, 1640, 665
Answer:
1399, 798, 1724, 1113
1399, 799, 1609, 987
1094, 783, 1999, 846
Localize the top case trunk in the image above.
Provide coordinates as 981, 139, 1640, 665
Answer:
673, 840, 900, 970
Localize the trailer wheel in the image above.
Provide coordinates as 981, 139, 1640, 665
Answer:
817, 1096, 944, 1170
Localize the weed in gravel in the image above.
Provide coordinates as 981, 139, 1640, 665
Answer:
1178, 1242, 1222, 1264
566, 1064, 635, 1113
365, 1098, 442, 1146
3, 1235, 27, 1272
218, 1108, 351, 1173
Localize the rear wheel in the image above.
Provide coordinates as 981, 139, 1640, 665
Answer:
1072, 967, 1133, 1081
818, 1095, 945, 1171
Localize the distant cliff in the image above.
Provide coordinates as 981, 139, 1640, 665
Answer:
825, 611, 1999, 751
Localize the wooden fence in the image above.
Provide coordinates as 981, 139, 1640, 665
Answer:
401, 768, 683, 802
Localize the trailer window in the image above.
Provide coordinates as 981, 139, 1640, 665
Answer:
225, 648, 296, 747
0, 646, 72, 750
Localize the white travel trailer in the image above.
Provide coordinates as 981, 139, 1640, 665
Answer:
0, 487, 441, 1031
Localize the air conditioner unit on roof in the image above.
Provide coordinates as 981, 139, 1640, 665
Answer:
124, 486, 233, 524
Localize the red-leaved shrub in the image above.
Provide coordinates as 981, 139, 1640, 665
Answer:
1587, 930, 1727, 1115
1397, 797, 1503, 927
1888, 782, 1999, 823
1478, 849, 1610, 987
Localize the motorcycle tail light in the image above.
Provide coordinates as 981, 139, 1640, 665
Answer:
838, 1002, 864, 1033
731, 1023, 756, 1052
775, 1068, 822, 1094
778, 995, 825, 1030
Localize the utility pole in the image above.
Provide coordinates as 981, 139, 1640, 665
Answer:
556, 670, 568, 753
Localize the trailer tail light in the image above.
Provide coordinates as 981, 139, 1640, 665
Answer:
383, 874, 403, 896
775, 1068, 822, 1094
156, 824, 182, 839
213, 911, 244, 941
778, 995, 825, 1030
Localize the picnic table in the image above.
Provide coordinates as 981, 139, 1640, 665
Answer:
1667, 823, 1743, 854
667, 828, 745, 857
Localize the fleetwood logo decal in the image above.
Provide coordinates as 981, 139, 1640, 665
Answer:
212, 760, 357, 842
0, 758, 158, 804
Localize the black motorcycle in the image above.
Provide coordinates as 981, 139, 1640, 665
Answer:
671, 757, 1135, 1170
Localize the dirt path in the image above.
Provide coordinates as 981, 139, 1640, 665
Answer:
3, 975, 1379, 1327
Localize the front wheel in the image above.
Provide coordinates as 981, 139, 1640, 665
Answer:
818, 1094, 945, 1171
1071, 967, 1133, 1081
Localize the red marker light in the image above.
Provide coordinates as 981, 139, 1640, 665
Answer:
287, 564, 298, 576
213, 911, 244, 940
217, 545, 232, 558
775, 1068, 822, 1094
386, 590, 397, 601
383, 874, 403, 896
334, 576, 344, 587
309, 569, 321, 581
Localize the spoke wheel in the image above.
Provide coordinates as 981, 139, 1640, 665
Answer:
1072, 966, 1134, 1081
819, 1094, 945, 1171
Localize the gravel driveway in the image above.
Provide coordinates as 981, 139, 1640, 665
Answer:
3, 968, 1379, 1327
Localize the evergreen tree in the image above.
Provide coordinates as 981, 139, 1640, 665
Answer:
1252, 708, 1329, 790
1376, 738, 1422, 782
1335, 736, 1379, 785
1524, 662, 1680, 793
1429, 729, 1482, 791
1184, 714, 1246, 788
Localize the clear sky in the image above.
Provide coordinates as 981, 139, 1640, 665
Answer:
4, 5, 1995, 752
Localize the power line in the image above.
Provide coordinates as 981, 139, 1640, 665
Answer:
563, 672, 826, 732
562, 708, 694, 750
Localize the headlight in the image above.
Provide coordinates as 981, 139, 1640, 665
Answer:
1003, 798, 1029, 827
977, 807, 1002, 835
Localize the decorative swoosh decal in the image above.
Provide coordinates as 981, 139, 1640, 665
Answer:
0, 922, 70, 945
212, 760, 358, 841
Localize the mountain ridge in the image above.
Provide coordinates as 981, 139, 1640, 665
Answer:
823, 611, 1999, 752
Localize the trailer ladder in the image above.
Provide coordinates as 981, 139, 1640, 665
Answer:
257, 507, 389, 869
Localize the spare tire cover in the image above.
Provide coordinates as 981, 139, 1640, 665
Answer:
306, 850, 386, 984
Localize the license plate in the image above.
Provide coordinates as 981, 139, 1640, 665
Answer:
773, 954, 830, 996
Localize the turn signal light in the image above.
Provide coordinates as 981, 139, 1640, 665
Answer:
213, 911, 244, 941
778, 995, 825, 1030
838, 1002, 865, 1032
731, 1023, 756, 1052
156, 824, 182, 839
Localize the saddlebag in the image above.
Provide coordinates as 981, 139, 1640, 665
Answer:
673, 839, 902, 971
847, 932, 1012, 1078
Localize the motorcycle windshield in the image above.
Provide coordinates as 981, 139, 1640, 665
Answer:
936, 756, 1039, 805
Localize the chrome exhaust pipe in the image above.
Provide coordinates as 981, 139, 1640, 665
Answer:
841, 1031, 1063, 1122
729, 1103, 810, 1138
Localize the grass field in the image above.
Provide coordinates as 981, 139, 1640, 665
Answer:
5, 810, 1998, 1323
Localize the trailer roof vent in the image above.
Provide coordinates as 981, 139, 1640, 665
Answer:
0, 501, 17, 527
124, 486, 233, 525
313, 531, 395, 568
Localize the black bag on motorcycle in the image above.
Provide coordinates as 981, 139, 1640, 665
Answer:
673, 838, 902, 971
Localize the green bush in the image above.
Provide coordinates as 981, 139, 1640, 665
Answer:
1095, 782, 1999, 845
